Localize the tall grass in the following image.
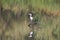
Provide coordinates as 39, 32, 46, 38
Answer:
1, 0, 60, 10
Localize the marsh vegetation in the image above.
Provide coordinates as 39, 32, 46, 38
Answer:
0, 0, 60, 40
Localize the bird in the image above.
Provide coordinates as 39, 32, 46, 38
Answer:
29, 31, 33, 37
28, 12, 34, 27
28, 13, 33, 22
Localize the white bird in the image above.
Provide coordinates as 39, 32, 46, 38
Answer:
29, 13, 33, 21
29, 31, 33, 37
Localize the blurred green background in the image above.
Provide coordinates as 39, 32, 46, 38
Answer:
0, 0, 60, 40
